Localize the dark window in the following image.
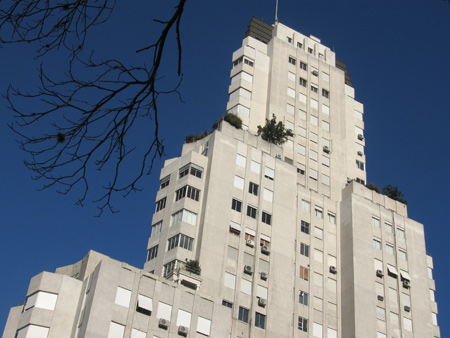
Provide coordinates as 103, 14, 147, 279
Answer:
298, 316, 308, 332
190, 166, 202, 178
299, 291, 309, 305
238, 307, 249, 323
356, 160, 365, 171
160, 175, 170, 189
300, 243, 309, 257
179, 164, 203, 179
297, 167, 305, 175
249, 182, 259, 196
147, 245, 158, 261
308, 47, 313, 54
322, 89, 329, 98
289, 56, 296, 65
155, 198, 166, 212
356, 178, 365, 185
247, 206, 257, 219
301, 221, 310, 234
300, 78, 307, 87
255, 312, 266, 329
222, 300, 233, 308
300, 62, 307, 71
261, 212, 271, 225
175, 185, 200, 201
311, 85, 318, 93
136, 302, 151, 316
232, 199, 242, 212
297, 42, 303, 48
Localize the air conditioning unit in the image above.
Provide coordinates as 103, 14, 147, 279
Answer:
261, 245, 271, 255
377, 295, 384, 301
357, 134, 364, 140
246, 239, 255, 248
258, 298, 267, 307
376, 269, 384, 278
404, 305, 411, 312
312, 70, 319, 76
178, 325, 189, 336
323, 146, 330, 154
402, 280, 410, 289
260, 272, 268, 281
329, 266, 337, 274
158, 318, 169, 329
357, 151, 363, 156
244, 265, 253, 275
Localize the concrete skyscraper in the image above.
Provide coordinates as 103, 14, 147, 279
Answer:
3, 18, 440, 338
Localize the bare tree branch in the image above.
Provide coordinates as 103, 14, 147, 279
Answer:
0, 0, 116, 56
5, 0, 187, 214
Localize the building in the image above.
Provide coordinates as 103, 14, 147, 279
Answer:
2, 18, 440, 338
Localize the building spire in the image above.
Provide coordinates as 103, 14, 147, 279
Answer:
275, 0, 279, 24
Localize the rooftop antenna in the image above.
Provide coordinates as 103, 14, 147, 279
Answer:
275, 0, 279, 24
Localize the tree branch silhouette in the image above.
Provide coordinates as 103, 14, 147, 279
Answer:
4, 0, 187, 214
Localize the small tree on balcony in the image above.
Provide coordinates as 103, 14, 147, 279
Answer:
184, 260, 201, 275
257, 115, 293, 145
382, 184, 407, 204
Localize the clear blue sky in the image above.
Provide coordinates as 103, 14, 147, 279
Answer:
1, 0, 449, 335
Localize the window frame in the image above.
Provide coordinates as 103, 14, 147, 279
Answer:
249, 182, 259, 196
301, 220, 310, 234
261, 212, 272, 225
247, 205, 257, 219
238, 306, 249, 323
231, 198, 242, 212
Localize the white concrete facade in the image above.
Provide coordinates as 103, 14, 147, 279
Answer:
3, 19, 439, 338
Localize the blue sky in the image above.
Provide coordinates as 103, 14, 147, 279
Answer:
1, 0, 449, 335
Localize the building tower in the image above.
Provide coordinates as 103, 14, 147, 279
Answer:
3, 18, 440, 338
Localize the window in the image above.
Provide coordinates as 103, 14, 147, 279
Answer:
308, 47, 313, 54
314, 227, 323, 240
376, 306, 386, 320
399, 249, 407, 260
315, 208, 323, 219
300, 266, 309, 280
222, 300, 233, 308
289, 56, 296, 65
373, 238, 381, 250
16, 325, 50, 338
261, 212, 272, 225
179, 163, 203, 179
245, 231, 255, 242
386, 243, 394, 255
236, 154, 246, 167
287, 103, 295, 114
300, 77, 307, 87
172, 209, 197, 226
300, 243, 310, 257
260, 235, 270, 247
313, 323, 323, 338
301, 200, 310, 212
115, 287, 131, 307
322, 89, 329, 98
298, 316, 308, 332
155, 197, 166, 212
287, 36, 292, 43
263, 188, 273, 202
255, 312, 266, 329
167, 234, 193, 251
328, 213, 336, 224
403, 317, 412, 331
300, 61, 307, 70
163, 260, 179, 277
297, 42, 303, 48
356, 160, 365, 171
301, 221, 310, 234
247, 205, 257, 219
264, 167, 274, 180
319, 53, 324, 59
147, 245, 158, 261
232, 198, 242, 212
197, 317, 211, 336
151, 221, 162, 236
311, 66, 318, 75
249, 182, 259, 196
175, 185, 200, 202
372, 217, 380, 229
397, 227, 405, 239
297, 166, 305, 175
287, 87, 296, 98
136, 294, 153, 316
24, 291, 58, 311
234, 175, 244, 189
356, 178, 365, 185
288, 72, 296, 82
299, 291, 309, 305
229, 221, 241, 236
385, 222, 393, 234
233, 56, 254, 67
160, 175, 170, 189
322, 120, 330, 132
238, 307, 249, 323
311, 85, 318, 93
